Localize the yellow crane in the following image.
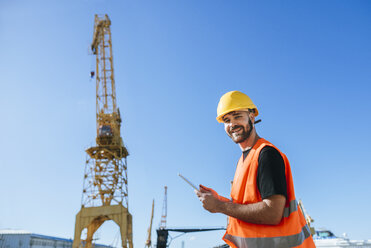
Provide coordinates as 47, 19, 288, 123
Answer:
145, 200, 155, 248
73, 14, 133, 248
298, 199, 315, 235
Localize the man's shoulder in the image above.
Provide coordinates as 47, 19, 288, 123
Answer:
261, 145, 279, 153
259, 145, 283, 161
258, 138, 282, 154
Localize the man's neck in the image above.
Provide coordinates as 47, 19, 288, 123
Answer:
238, 131, 260, 152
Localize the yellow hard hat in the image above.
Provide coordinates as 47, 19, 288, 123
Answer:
216, 91, 259, 123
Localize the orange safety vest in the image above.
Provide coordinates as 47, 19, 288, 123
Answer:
222, 138, 315, 248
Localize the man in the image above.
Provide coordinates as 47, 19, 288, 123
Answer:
196, 91, 315, 248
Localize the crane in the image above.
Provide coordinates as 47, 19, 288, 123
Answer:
156, 227, 226, 248
298, 199, 315, 235
73, 14, 133, 248
145, 199, 155, 248
160, 186, 167, 229
155, 186, 225, 248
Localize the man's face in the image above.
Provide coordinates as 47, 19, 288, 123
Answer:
222, 111, 253, 143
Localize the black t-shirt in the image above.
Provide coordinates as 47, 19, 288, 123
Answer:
243, 146, 287, 200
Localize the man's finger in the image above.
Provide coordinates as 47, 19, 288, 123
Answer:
199, 184, 211, 191
199, 186, 211, 193
200, 184, 209, 189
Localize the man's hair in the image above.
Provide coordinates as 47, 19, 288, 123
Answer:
248, 108, 256, 114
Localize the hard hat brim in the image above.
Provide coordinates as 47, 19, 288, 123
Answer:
216, 107, 259, 123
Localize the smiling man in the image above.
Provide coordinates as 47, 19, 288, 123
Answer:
196, 91, 315, 248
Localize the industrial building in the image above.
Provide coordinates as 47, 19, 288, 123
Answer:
0, 230, 112, 248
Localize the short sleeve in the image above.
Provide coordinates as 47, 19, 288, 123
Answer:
257, 146, 287, 199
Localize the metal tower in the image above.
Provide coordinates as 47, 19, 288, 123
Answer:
159, 186, 167, 229
145, 200, 155, 248
73, 14, 133, 248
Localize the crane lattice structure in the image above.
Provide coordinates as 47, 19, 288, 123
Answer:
159, 186, 167, 229
145, 200, 155, 248
73, 14, 133, 248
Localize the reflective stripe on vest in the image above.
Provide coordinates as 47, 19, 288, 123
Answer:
224, 224, 311, 248
284, 199, 298, 218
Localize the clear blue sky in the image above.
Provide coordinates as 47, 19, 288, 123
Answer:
1, 0, 371, 247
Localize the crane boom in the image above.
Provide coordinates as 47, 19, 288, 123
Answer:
92, 14, 116, 115
91, 14, 126, 150
145, 199, 155, 248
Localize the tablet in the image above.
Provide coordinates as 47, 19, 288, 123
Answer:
178, 173, 198, 191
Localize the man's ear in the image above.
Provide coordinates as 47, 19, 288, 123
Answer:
249, 111, 255, 123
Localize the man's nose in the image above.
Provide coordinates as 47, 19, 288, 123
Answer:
230, 119, 239, 127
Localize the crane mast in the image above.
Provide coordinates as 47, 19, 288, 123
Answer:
145, 200, 155, 248
160, 186, 167, 229
73, 14, 133, 248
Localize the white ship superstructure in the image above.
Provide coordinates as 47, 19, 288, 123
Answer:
314, 229, 371, 248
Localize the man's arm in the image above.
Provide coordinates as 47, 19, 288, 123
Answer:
196, 189, 285, 225
219, 194, 286, 225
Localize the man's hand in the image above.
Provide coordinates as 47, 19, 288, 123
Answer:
195, 185, 285, 225
195, 185, 224, 213
199, 184, 231, 202
199, 184, 219, 197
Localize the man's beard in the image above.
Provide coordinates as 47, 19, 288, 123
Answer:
228, 119, 253, 144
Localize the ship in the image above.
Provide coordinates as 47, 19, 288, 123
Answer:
314, 229, 371, 248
